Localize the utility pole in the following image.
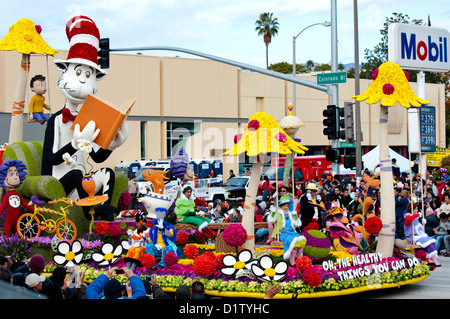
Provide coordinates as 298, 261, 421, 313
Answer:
353, 0, 362, 177
330, 0, 340, 175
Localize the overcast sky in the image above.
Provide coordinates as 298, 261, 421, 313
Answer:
0, 0, 449, 68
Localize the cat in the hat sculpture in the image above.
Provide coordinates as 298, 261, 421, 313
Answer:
42, 15, 128, 221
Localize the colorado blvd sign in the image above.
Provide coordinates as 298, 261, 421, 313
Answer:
388, 23, 450, 72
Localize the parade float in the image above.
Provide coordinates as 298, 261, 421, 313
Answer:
0, 16, 433, 299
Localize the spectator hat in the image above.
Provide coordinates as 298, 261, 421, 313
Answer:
104, 278, 124, 299
25, 273, 46, 288
28, 254, 46, 273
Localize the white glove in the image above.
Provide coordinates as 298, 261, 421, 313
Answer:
108, 122, 129, 150
156, 219, 164, 229
306, 193, 312, 200
72, 121, 100, 150
155, 244, 163, 251
316, 195, 321, 202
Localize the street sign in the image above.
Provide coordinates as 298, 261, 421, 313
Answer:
317, 72, 347, 85
339, 141, 356, 148
419, 105, 436, 153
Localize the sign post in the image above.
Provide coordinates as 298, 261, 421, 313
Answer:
388, 23, 450, 174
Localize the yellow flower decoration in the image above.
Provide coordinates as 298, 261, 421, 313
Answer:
223, 112, 308, 157
353, 61, 429, 108
0, 18, 57, 55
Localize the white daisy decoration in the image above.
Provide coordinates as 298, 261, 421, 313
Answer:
77, 139, 93, 154
251, 255, 288, 282
220, 249, 257, 277
92, 243, 123, 267
62, 153, 77, 168
53, 240, 84, 268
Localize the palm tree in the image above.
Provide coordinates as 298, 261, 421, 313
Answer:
255, 12, 279, 68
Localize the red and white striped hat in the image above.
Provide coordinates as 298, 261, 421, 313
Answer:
54, 15, 107, 76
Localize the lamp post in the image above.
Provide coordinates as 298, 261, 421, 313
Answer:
292, 21, 331, 112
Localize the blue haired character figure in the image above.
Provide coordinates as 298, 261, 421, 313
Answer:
145, 207, 181, 267
0, 160, 34, 236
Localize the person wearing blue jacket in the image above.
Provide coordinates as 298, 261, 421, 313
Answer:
86, 267, 146, 299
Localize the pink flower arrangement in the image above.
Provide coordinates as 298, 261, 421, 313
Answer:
275, 132, 287, 142
372, 68, 379, 80
287, 267, 299, 278
247, 119, 260, 131
109, 224, 122, 238
234, 133, 242, 144
302, 268, 322, 287
223, 224, 247, 248
163, 252, 179, 267
382, 83, 395, 95
404, 70, 410, 81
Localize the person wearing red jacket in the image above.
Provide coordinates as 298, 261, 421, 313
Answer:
0, 160, 34, 236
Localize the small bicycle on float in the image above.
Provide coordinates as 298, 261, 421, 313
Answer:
16, 196, 77, 242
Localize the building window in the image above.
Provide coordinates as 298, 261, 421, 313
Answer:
166, 122, 200, 158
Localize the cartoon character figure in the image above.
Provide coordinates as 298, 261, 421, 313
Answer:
267, 199, 306, 266
29, 74, 51, 124
123, 212, 150, 270
324, 202, 363, 254
404, 203, 440, 267
141, 169, 169, 195
41, 16, 128, 221
0, 160, 34, 236
145, 207, 180, 267
175, 184, 217, 240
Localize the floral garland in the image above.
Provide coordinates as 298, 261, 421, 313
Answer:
353, 61, 429, 108
40, 246, 430, 297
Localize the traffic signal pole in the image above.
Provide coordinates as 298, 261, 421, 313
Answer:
330, 0, 340, 175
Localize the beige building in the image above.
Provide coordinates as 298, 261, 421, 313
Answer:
0, 50, 446, 178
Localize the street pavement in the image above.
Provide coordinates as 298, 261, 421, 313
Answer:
346, 253, 450, 299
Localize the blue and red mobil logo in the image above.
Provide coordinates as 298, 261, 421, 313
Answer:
389, 23, 450, 72
401, 32, 447, 62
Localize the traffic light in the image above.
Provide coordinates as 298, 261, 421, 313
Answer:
338, 106, 346, 140
343, 102, 355, 143
343, 154, 356, 169
323, 105, 337, 140
326, 148, 338, 162
98, 38, 110, 69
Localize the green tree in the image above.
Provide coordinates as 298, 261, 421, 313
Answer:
314, 63, 332, 71
268, 61, 306, 74
349, 12, 444, 84
255, 12, 280, 69
305, 59, 315, 71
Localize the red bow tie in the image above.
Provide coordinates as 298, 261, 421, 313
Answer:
62, 108, 77, 124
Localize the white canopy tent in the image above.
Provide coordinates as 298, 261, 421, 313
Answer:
339, 145, 411, 175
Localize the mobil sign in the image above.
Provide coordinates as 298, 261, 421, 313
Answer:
388, 23, 450, 72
